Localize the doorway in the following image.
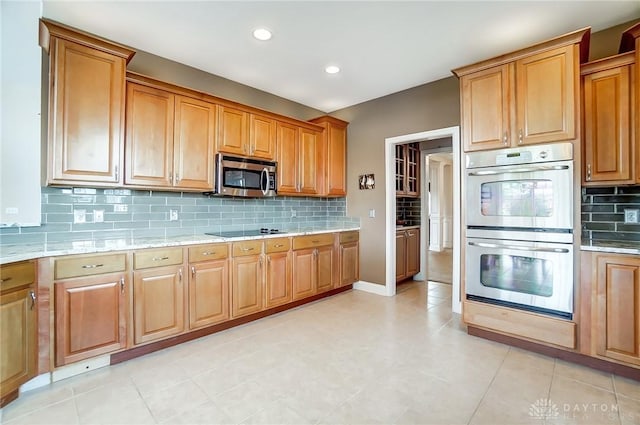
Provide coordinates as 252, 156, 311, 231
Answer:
383, 126, 461, 314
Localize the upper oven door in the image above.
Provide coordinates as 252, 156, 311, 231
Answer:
466, 159, 573, 231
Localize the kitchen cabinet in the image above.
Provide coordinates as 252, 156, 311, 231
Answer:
453, 28, 589, 152
309, 116, 349, 197
338, 231, 359, 287
276, 122, 322, 196
594, 253, 640, 367
39, 19, 135, 186
264, 238, 292, 308
396, 228, 420, 282
188, 244, 230, 329
620, 23, 640, 184
582, 53, 635, 184
125, 81, 216, 190
231, 240, 264, 318
133, 248, 185, 345
1, 262, 37, 406
217, 106, 276, 160
395, 143, 419, 197
54, 254, 127, 366
292, 234, 334, 300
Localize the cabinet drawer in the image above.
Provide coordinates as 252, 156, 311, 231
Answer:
189, 244, 228, 262
1, 261, 36, 292
232, 240, 263, 257
55, 254, 126, 279
134, 248, 183, 269
293, 233, 334, 250
339, 231, 359, 244
265, 238, 290, 254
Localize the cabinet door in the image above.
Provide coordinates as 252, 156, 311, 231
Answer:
125, 83, 174, 187
340, 242, 359, 286
406, 229, 420, 277
174, 96, 217, 190
265, 251, 292, 308
276, 122, 299, 194
583, 65, 632, 183
218, 106, 249, 156
55, 274, 126, 365
189, 259, 229, 329
396, 232, 407, 281
395, 144, 407, 195
405, 144, 420, 197
299, 128, 320, 195
316, 246, 334, 293
516, 45, 576, 145
1, 287, 36, 399
49, 38, 126, 184
460, 64, 511, 151
326, 123, 347, 196
231, 255, 263, 318
133, 266, 184, 345
292, 248, 316, 300
595, 255, 640, 366
250, 114, 277, 160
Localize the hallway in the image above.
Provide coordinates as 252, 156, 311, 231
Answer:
427, 248, 453, 284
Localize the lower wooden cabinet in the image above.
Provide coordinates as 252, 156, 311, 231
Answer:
292, 248, 316, 300
316, 246, 334, 294
292, 234, 335, 299
231, 241, 264, 318
264, 238, 292, 308
338, 232, 359, 287
188, 259, 229, 330
594, 253, 640, 366
1, 261, 37, 404
396, 228, 420, 282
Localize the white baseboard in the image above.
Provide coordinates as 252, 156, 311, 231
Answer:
51, 355, 110, 382
353, 280, 392, 296
19, 373, 51, 394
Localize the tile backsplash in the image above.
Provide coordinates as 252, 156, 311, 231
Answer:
0, 187, 358, 246
396, 197, 421, 226
581, 186, 640, 242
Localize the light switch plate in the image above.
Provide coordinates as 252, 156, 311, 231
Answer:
624, 209, 639, 224
169, 209, 179, 221
74, 209, 86, 224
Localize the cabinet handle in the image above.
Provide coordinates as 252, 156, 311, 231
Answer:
267, 256, 271, 264
152, 256, 169, 261
81, 264, 104, 269
169, 171, 173, 183
586, 164, 592, 181
191, 266, 196, 278
273, 244, 284, 248
518, 129, 523, 145
120, 277, 125, 294
313, 249, 317, 259
240, 247, 255, 252
115, 165, 119, 181
175, 173, 180, 184
312, 240, 320, 244
503, 132, 508, 145
0, 277, 12, 283
29, 290, 36, 310
202, 251, 215, 256
259, 256, 263, 268
179, 268, 183, 282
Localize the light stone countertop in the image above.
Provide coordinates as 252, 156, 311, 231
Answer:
581, 239, 640, 255
0, 227, 360, 265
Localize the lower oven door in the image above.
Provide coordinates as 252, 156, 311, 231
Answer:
465, 237, 573, 318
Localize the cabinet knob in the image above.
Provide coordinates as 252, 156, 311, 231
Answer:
518, 129, 523, 145
179, 268, 183, 282
119, 277, 125, 294
586, 164, 592, 181
29, 290, 36, 310
191, 266, 196, 278
503, 132, 508, 145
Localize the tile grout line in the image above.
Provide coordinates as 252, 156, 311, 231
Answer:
465, 345, 511, 425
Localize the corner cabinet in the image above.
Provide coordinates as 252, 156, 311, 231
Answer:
582, 53, 634, 184
39, 19, 135, 186
453, 28, 589, 152
594, 253, 640, 367
1, 262, 37, 407
338, 231, 359, 287
309, 116, 349, 197
125, 79, 216, 191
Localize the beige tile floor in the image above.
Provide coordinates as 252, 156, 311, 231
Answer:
2, 281, 639, 425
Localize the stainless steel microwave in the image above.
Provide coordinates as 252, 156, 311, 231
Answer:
209, 154, 277, 197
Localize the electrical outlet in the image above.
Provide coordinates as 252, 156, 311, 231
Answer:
169, 209, 179, 221
291, 209, 297, 218
74, 209, 86, 224
624, 209, 639, 224
369, 209, 376, 218
94, 210, 104, 223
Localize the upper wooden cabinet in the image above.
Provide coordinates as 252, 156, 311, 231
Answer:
218, 106, 276, 160
39, 19, 135, 186
396, 143, 419, 197
276, 122, 322, 196
581, 53, 635, 185
620, 22, 640, 185
125, 81, 216, 191
453, 28, 589, 152
309, 116, 349, 197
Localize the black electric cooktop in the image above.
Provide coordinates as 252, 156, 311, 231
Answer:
205, 228, 286, 238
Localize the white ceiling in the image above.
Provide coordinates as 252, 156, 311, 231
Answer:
42, 1, 640, 113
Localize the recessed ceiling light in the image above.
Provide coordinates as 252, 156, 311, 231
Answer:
252, 28, 272, 41
325, 65, 340, 74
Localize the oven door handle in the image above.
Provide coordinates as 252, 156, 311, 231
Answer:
468, 241, 570, 253
467, 165, 570, 176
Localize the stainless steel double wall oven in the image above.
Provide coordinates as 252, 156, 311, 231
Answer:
464, 143, 575, 318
